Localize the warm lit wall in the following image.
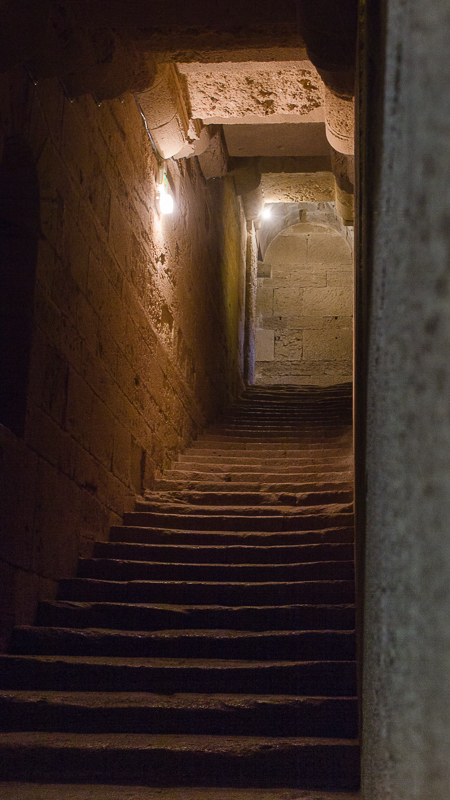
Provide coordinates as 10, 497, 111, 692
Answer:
255, 221, 353, 385
0, 66, 246, 646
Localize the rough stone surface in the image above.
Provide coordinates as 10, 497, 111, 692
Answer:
224, 123, 329, 158
262, 173, 334, 203
256, 221, 353, 385
255, 329, 275, 361
0, 66, 246, 643
179, 61, 324, 123
0, 384, 358, 794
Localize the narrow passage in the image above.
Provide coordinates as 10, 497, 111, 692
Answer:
0, 383, 359, 796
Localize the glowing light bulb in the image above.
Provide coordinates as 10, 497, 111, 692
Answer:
262, 205, 271, 220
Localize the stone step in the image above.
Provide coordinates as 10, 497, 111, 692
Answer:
173, 460, 352, 472
0, 655, 357, 695
93, 540, 355, 565
11, 627, 356, 660
163, 470, 352, 482
0, 784, 362, 799
192, 437, 351, 447
56, 578, 355, 605
0, 690, 358, 738
128, 507, 353, 529
109, 525, 355, 545
37, 601, 356, 632
178, 453, 352, 464
143, 491, 353, 508
154, 479, 352, 493
76, 558, 355, 583
0, 731, 360, 789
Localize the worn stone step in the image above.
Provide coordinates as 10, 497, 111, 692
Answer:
0, 690, 358, 737
109, 525, 355, 545
37, 601, 356, 632
93, 541, 355, 565
178, 453, 352, 465
164, 470, 352, 483
0, 731, 360, 789
0, 784, 362, 799
126, 508, 354, 531
154, 479, 352, 493
76, 558, 355, 583
11, 627, 356, 660
0, 655, 357, 695
193, 434, 352, 446
173, 461, 352, 473
143, 490, 354, 508
57, 578, 355, 605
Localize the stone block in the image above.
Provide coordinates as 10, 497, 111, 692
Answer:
32, 462, 80, 579
25, 403, 61, 467
72, 441, 109, 506
59, 315, 83, 374
257, 261, 271, 278
303, 287, 353, 316
0, 426, 37, 571
66, 368, 94, 451
90, 396, 115, 470
112, 419, 131, 485
327, 266, 354, 288
50, 257, 81, 333
35, 238, 56, 294
130, 438, 145, 494
266, 232, 308, 264
274, 330, 303, 361
62, 218, 89, 293
255, 328, 275, 361
303, 327, 353, 360
256, 284, 273, 317
267, 267, 327, 288
77, 485, 110, 544
273, 286, 303, 314
198, 128, 229, 179
307, 233, 352, 264
41, 343, 69, 427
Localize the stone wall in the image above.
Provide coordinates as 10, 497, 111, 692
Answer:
361, 0, 450, 797
255, 221, 353, 384
0, 66, 246, 647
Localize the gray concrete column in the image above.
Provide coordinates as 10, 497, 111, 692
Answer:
361, 1, 450, 797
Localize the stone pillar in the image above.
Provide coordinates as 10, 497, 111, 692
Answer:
324, 86, 355, 155
244, 225, 258, 385
360, 1, 450, 797
296, 0, 357, 155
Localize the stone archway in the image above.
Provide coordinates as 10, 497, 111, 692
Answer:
255, 211, 353, 385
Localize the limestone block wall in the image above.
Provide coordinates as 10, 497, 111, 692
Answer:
0, 66, 246, 646
255, 222, 353, 385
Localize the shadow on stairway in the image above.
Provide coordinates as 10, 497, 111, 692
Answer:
0, 383, 360, 799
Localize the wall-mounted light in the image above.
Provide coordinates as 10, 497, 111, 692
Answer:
156, 164, 174, 215
261, 204, 272, 220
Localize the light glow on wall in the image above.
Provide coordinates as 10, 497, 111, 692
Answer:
156, 168, 174, 215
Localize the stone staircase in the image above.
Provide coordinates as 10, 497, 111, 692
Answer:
0, 383, 360, 797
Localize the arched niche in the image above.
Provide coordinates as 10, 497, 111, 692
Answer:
0, 135, 40, 436
255, 213, 353, 386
